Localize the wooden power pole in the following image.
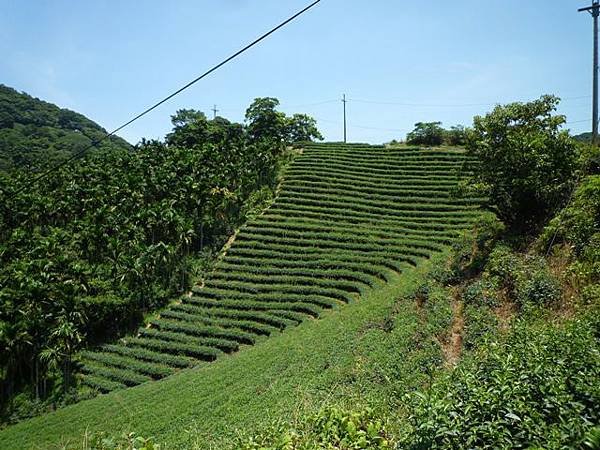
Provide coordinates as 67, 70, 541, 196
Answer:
212, 105, 219, 119
579, 0, 600, 145
342, 94, 347, 143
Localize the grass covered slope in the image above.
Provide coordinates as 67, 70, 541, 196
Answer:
77, 143, 480, 393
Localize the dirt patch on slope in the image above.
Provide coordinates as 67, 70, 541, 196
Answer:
441, 288, 464, 367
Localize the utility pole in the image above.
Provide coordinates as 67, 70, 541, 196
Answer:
579, 0, 600, 145
212, 104, 219, 119
342, 94, 347, 143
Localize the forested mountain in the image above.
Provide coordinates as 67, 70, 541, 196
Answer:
0, 85, 131, 172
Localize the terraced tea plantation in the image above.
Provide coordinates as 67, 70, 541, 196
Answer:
79, 143, 482, 393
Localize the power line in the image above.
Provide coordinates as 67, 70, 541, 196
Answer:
349, 98, 495, 108
348, 95, 593, 108
313, 116, 409, 133
565, 118, 592, 124
9, 0, 323, 199
280, 99, 339, 108
315, 114, 589, 134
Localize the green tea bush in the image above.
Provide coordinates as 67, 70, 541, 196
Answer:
541, 175, 600, 256
486, 248, 561, 307
577, 142, 600, 175
447, 212, 505, 281
516, 264, 561, 306
462, 304, 498, 350
423, 287, 453, 340
399, 314, 600, 449
484, 244, 520, 288
581, 284, 600, 305
411, 282, 431, 305
79, 364, 150, 387
239, 408, 391, 450
463, 278, 499, 307
83, 432, 160, 450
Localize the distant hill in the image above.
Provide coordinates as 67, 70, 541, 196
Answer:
572, 131, 592, 143
0, 84, 131, 172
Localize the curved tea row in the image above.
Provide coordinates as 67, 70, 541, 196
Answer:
79, 143, 481, 393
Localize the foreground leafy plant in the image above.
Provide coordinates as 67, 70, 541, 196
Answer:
238, 408, 391, 450
399, 312, 600, 449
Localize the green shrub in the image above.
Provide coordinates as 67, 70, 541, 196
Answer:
399, 314, 600, 449
239, 408, 391, 450
485, 248, 561, 307
447, 212, 505, 280
577, 143, 600, 175
82, 432, 160, 450
424, 288, 453, 340
581, 283, 600, 305
485, 244, 521, 289
516, 264, 561, 306
463, 278, 499, 307
540, 175, 600, 256
411, 282, 431, 304
462, 304, 498, 350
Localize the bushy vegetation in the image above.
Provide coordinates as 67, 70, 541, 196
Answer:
406, 122, 446, 146
80, 431, 160, 450
245, 97, 322, 145
465, 95, 578, 229
541, 175, 600, 285
399, 312, 600, 449
0, 84, 131, 172
393, 104, 600, 449
239, 408, 391, 450
405, 122, 467, 147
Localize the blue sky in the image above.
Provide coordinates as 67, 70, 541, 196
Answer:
1, 0, 595, 144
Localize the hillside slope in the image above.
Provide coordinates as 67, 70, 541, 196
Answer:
0, 84, 131, 171
78, 143, 481, 393
0, 143, 481, 449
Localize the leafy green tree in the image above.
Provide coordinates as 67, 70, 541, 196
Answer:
165, 109, 209, 148
284, 113, 323, 143
245, 97, 287, 147
465, 95, 578, 229
166, 110, 247, 151
444, 125, 467, 146
40, 309, 85, 394
406, 122, 445, 146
